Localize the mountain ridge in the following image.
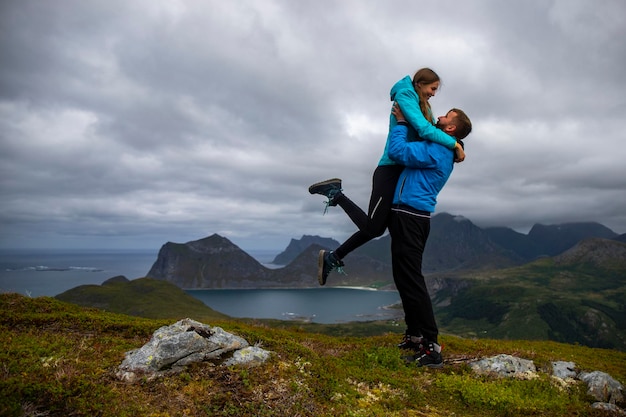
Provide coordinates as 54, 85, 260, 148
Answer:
147, 213, 624, 289
61, 230, 626, 350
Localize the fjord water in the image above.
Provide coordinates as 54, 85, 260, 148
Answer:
0, 249, 157, 298
187, 288, 402, 324
0, 249, 401, 323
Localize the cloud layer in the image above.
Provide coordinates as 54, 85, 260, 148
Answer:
1, 0, 625, 250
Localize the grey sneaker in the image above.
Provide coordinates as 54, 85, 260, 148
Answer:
308, 178, 342, 211
317, 250, 345, 286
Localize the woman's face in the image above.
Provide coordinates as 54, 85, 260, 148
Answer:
416, 81, 440, 101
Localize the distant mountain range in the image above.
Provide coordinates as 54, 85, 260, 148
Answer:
75, 213, 626, 350
273, 213, 624, 273
146, 213, 626, 289
146, 234, 389, 289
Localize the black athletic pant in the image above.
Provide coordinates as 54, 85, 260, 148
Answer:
333, 164, 404, 260
388, 208, 438, 344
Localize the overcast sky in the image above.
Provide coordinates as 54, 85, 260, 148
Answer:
1, 0, 625, 252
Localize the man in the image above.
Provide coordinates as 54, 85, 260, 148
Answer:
388, 103, 472, 368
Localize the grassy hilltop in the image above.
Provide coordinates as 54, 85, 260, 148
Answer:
2, 289, 625, 417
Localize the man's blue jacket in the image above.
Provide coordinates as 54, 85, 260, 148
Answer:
388, 122, 455, 213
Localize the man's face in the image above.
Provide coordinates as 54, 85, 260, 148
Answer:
435, 111, 458, 131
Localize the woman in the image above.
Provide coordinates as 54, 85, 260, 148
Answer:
309, 68, 464, 286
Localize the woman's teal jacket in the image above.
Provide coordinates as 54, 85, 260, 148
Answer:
378, 76, 457, 166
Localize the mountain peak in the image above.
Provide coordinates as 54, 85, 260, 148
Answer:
272, 235, 340, 265
553, 238, 626, 268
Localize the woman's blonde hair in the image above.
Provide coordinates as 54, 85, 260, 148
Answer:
412, 68, 440, 123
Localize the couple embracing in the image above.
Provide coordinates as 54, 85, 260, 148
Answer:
308, 68, 472, 368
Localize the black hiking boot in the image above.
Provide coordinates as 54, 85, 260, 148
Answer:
398, 333, 425, 352
405, 341, 443, 368
308, 178, 343, 210
317, 250, 345, 286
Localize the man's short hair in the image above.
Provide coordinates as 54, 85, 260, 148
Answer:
450, 108, 472, 139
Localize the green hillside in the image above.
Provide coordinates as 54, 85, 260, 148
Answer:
55, 277, 229, 320
54, 240, 626, 353
434, 256, 626, 350
2, 293, 625, 416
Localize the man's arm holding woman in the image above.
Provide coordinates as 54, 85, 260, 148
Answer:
394, 91, 465, 162
388, 103, 454, 169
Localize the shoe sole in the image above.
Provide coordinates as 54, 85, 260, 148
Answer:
308, 178, 342, 194
420, 362, 444, 369
317, 250, 326, 286
403, 354, 444, 368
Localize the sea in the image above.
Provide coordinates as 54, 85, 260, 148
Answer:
0, 249, 402, 324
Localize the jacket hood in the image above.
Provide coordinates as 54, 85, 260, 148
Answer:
390, 76, 413, 101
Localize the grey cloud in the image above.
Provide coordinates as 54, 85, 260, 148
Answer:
1, 0, 625, 251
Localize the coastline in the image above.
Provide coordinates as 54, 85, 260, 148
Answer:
184, 286, 393, 292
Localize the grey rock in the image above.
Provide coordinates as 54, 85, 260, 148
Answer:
591, 402, 626, 415
470, 355, 626, 413
223, 346, 272, 367
551, 360, 577, 379
469, 354, 537, 379
579, 371, 624, 404
117, 318, 264, 381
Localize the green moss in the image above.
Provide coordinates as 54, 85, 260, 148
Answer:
1, 293, 625, 417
